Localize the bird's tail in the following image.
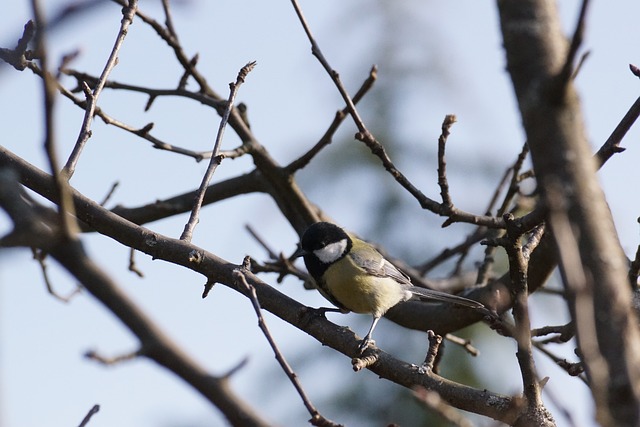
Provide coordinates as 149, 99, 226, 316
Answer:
408, 286, 484, 309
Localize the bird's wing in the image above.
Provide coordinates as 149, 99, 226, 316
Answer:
348, 245, 412, 285
348, 238, 483, 309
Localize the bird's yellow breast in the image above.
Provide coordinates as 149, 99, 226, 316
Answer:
322, 254, 407, 316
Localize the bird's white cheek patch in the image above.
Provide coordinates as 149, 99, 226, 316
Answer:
314, 239, 348, 263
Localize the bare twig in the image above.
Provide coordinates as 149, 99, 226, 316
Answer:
85, 349, 141, 365
234, 258, 342, 427
523, 224, 546, 260
571, 50, 591, 81
629, 240, 640, 290
77, 404, 100, 427
160, 0, 178, 40
289, 0, 505, 229
444, 333, 480, 357
0, 20, 36, 70
595, 92, 640, 168
351, 351, 379, 372
110, 0, 212, 94
501, 213, 544, 414
286, 66, 378, 173
26, 69, 218, 161
33, 248, 82, 302
413, 388, 475, 427
558, 0, 591, 89
201, 278, 216, 299
532, 323, 575, 344
31, 0, 78, 239
99, 181, 119, 206
62, 0, 138, 179
245, 224, 278, 259
437, 115, 456, 209
417, 228, 486, 275
128, 248, 144, 278
420, 330, 443, 374
245, 224, 309, 284
180, 61, 256, 242
532, 341, 587, 384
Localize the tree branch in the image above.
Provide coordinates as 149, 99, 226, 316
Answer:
498, 1, 640, 425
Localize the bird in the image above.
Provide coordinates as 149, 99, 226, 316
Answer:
294, 221, 484, 352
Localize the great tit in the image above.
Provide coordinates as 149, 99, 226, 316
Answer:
295, 222, 484, 352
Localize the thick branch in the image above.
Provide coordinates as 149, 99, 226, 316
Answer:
498, 1, 640, 425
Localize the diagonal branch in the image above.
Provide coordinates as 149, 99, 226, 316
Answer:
62, 0, 138, 179
180, 61, 256, 242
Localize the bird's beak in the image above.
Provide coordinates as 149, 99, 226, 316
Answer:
291, 244, 306, 259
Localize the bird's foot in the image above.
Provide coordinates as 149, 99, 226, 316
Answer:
352, 340, 379, 371
357, 338, 375, 354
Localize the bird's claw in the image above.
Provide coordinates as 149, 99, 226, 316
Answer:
357, 338, 375, 354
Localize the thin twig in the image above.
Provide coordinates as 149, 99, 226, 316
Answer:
62, 68, 226, 109
0, 20, 35, 70
62, 0, 138, 179
245, 224, 310, 284
128, 247, 144, 278
288, 0, 506, 229
286, 65, 378, 173
99, 181, 119, 206
85, 349, 142, 365
444, 333, 480, 357
437, 115, 456, 209
417, 228, 486, 275
595, 92, 640, 168
502, 213, 543, 410
628, 240, 640, 290
413, 388, 475, 427
27, 68, 217, 161
110, 0, 211, 93
33, 248, 82, 302
160, 0, 178, 40
522, 224, 546, 260
180, 61, 256, 242
419, 330, 443, 374
532, 323, 575, 344
245, 224, 278, 259
571, 50, 591, 81
77, 404, 100, 427
532, 341, 587, 384
30, 0, 78, 239
233, 258, 342, 427
558, 0, 591, 89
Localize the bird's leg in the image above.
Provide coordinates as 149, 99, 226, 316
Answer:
357, 316, 381, 353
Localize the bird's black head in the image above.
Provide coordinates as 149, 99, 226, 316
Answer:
298, 222, 352, 278
300, 222, 349, 252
